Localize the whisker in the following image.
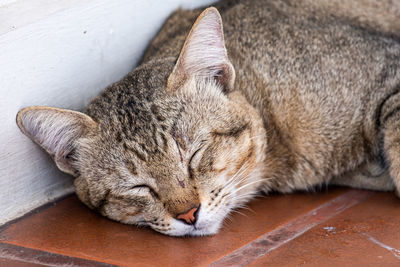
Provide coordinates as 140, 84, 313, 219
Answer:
223, 164, 249, 188
236, 205, 254, 213
230, 179, 264, 194
249, 134, 266, 141
230, 195, 255, 205
224, 215, 233, 223
227, 166, 268, 191
224, 178, 264, 205
223, 165, 251, 191
222, 215, 234, 227
229, 189, 262, 204
230, 209, 249, 218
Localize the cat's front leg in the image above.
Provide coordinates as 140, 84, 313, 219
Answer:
382, 119, 400, 196
378, 89, 400, 196
330, 162, 394, 191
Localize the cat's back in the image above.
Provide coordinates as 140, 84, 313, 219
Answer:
143, 0, 400, 99
224, 0, 400, 126
142, 0, 400, 65
142, 0, 400, 135
221, 0, 399, 90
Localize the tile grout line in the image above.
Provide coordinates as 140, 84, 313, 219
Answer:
207, 189, 374, 267
0, 242, 118, 267
0, 193, 75, 230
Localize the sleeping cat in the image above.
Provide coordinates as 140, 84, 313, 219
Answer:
16, 0, 400, 236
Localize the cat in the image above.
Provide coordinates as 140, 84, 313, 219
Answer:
16, 0, 400, 236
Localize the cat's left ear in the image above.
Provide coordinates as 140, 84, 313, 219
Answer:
167, 7, 235, 93
16, 106, 98, 176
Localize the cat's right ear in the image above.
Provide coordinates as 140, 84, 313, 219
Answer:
167, 7, 235, 93
16, 106, 97, 176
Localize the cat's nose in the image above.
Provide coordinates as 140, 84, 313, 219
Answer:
176, 205, 200, 225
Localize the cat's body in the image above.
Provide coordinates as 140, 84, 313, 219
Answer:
141, 0, 400, 193
17, 0, 400, 236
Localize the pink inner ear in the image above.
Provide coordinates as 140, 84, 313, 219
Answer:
19, 109, 83, 159
168, 8, 235, 91
179, 9, 230, 79
17, 107, 96, 175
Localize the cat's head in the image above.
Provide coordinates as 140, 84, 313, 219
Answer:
16, 8, 267, 236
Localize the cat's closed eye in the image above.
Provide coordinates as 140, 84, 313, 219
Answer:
189, 146, 205, 171
129, 184, 159, 199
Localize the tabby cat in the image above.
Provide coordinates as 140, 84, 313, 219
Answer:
16, 0, 400, 236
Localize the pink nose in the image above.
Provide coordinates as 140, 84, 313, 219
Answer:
176, 206, 199, 225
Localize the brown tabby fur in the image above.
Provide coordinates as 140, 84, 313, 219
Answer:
16, 0, 400, 236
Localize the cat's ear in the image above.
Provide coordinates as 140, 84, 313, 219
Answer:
167, 7, 235, 92
16, 106, 97, 176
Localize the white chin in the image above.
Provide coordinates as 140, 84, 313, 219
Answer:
188, 226, 219, 236
160, 221, 222, 237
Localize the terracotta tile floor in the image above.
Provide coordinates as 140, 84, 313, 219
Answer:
1, 187, 399, 266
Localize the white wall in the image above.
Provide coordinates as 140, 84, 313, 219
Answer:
0, 0, 215, 225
